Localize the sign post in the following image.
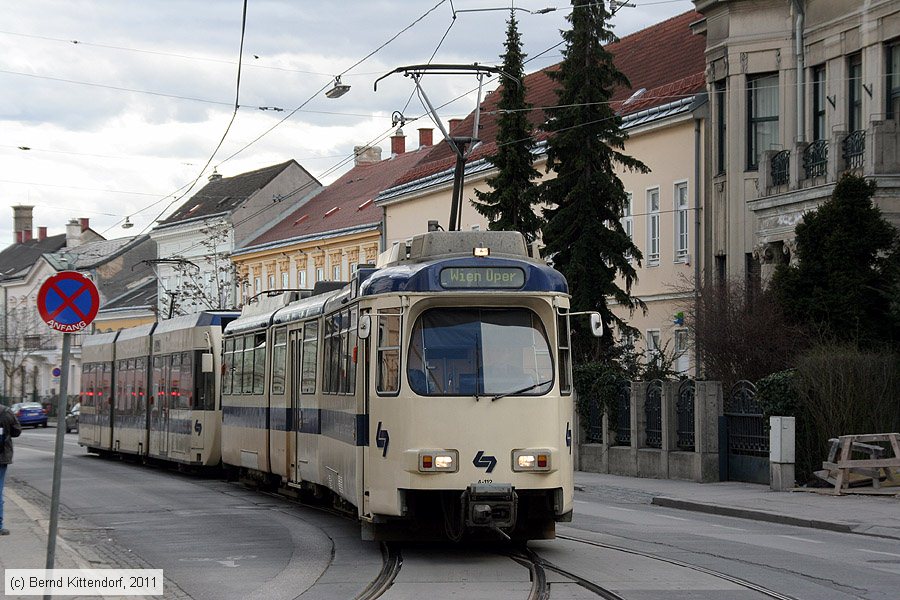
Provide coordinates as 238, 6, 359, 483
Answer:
36, 271, 99, 593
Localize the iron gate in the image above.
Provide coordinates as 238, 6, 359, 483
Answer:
722, 380, 769, 483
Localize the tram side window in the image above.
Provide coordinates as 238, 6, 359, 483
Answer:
197, 350, 215, 411
253, 333, 266, 395
241, 335, 254, 393
135, 357, 146, 413
271, 327, 287, 395
81, 364, 91, 404
376, 308, 401, 395
557, 312, 572, 395
346, 310, 357, 395
179, 352, 193, 409
102, 363, 112, 406
222, 338, 234, 395
301, 322, 318, 394
152, 357, 163, 409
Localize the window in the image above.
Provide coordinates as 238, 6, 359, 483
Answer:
812, 65, 827, 141
407, 308, 552, 397
647, 188, 660, 264
376, 308, 401, 394
848, 54, 862, 132
350, 262, 358, 275
252, 333, 266, 395
297, 269, 307, 288
888, 41, 900, 120
222, 337, 234, 395
557, 311, 571, 395
301, 322, 318, 394
715, 80, 727, 174
323, 308, 356, 395
281, 272, 289, 289
747, 73, 779, 170
674, 329, 688, 354
333, 264, 341, 281
315, 267, 324, 282
621, 192, 633, 260
646, 330, 661, 354
254, 277, 261, 294
267, 274, 275, 290
271, 327, 286, 395
674, 182, 689, 261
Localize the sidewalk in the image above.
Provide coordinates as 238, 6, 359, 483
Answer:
575, 471, 900, 540
0, 482, 99, 599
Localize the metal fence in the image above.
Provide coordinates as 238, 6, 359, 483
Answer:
724, 380, 768, 457
771, 149, 790, 186
802, 139, 828, 178
615, 380, 631, 446
842, 130, 865, 170
675, 379, 696, 451
644, 379, 663, 449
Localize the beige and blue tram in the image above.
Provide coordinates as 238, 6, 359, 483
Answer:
222, 230, 581, 540
80, 331, 118, 452
79, 311, 236, 467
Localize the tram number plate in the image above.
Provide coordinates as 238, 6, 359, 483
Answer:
478, 479, 493, 484
440, 267, 525, 289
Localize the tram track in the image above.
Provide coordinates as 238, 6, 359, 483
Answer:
355, 543, 402, 600
556, 533, 801, 600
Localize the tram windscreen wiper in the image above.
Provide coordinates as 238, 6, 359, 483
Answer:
491, 380, 552, 402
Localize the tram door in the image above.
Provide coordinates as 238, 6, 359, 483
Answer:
290, 329, 303, 483
150, 355, 170, 457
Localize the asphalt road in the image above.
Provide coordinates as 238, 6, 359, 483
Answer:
7, 426, 900, 599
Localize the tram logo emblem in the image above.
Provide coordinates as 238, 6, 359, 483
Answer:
375, 421, 390, 457
566, 422, 572, 453
473, 450, 497, 473
195, 420, 203, 435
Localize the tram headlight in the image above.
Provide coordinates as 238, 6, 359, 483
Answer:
512, 449, 552, 472
418, 450, 458, 472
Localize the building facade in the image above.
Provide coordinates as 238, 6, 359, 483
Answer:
694, 0, 900, 284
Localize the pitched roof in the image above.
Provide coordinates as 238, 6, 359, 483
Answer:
244, 147, 431, 250
391, 10, 706, 186
160, 160, 299, 226
0, 234, 67, 280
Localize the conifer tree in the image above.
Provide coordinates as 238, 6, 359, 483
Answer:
538, 1, 648, 351
772, 173, 900, 347
471, 10, 543, 244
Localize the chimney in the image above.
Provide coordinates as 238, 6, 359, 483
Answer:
12, 205, 34, 242
66, 218, 83, 248
418, 128, 433, 148
448, 118, 463, 132
38, 226, 47, 241
208, 168, 223, 181
15, 231, 23, 244
391, 130, 406, 156
23, 229, 33, 242
354, 145, 382, 166
80, 217, 90, 232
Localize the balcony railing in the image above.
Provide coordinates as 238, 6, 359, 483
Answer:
802, 139, 828, 179
771, 150, 790, 186
842, 130, 866, 170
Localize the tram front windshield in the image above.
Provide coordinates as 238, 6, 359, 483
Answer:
407, 308, 553, 397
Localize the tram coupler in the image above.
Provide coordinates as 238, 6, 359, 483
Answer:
464, 483, 518, 530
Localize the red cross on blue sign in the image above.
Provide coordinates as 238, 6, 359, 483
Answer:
37, 271, 100, 332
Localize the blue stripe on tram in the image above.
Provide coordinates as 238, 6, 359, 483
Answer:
222, 404, 367, 446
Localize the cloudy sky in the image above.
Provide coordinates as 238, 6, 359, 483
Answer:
0, 0, 695, 243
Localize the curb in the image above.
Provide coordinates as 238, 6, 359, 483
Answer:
649, 497, 896, 537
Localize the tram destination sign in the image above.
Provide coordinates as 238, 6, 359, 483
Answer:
440, 266, 525, 289
37, 271, 100, 332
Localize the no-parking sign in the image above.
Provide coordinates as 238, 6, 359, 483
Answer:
37, 271, 100, 332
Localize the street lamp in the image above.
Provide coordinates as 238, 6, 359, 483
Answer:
325, 76, 350, 99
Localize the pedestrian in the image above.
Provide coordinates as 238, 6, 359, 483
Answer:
0, 401, 23, 535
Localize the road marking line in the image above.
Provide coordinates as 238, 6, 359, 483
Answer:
858, 549, 900, 558
708, 524, 747, 531
657, 515, 688, 521
778, 535, 824, 544
606, 506, 636, 512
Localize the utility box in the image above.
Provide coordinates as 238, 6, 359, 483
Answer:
769, 416, 796, 464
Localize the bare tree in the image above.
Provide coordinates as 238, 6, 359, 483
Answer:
159, 223, 246, 317
0, 304, 46, 404
684, 278, 807, 388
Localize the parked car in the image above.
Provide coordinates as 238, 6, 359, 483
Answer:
65, 402, 80, 433
12, 402, 48, 428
